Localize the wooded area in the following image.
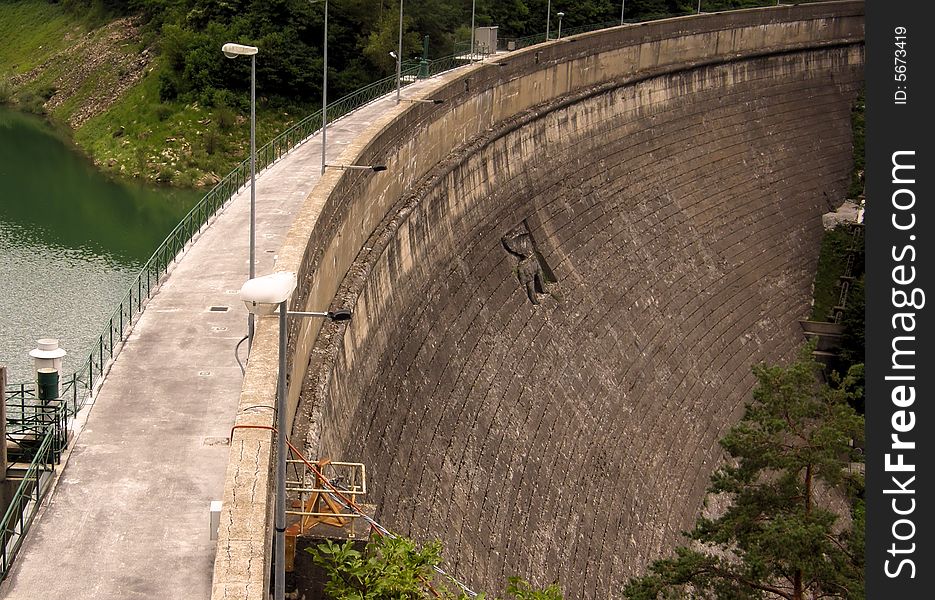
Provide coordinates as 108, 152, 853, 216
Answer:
55, 0, 795, 108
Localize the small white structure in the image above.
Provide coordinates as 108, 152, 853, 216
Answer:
29, 339, 67, 395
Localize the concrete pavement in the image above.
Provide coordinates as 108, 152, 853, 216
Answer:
0, 76, 442, 600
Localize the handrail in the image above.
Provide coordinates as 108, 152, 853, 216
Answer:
0, 52, 482, 578
0, 425, 57, 580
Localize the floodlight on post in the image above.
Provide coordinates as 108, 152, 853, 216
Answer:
401, 98, 445, 105
324, 163, 387, 172
546, 0, 551, 41
222, 42, 259, 354
321, 0, 329, 175
396, 1, 404, 103
239, 270, 296, 600
470, 0, 476, 61
239, 270, 352, 600
557, 12, 564, 39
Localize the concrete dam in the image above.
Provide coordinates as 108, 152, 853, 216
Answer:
213, 3, 865, 599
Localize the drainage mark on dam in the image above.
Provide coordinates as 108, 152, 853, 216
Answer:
501, 220, 557, 305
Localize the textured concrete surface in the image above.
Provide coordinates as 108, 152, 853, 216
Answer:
322, 50, 863, 598
202, 4, 865, 600
265, 4, 863, 600
0, 76, 441, 600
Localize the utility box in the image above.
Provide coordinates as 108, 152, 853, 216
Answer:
474, 26, 498, 55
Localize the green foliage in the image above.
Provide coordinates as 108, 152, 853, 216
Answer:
623, 348, 865, 600
0, 1, 78, 75
848, 92, 865, 199
309, 535, 450, 599
308, 535, 564, 599
134, 0, 827, 109
809, 225, 863, 323
0, 79, 12, 104
505, 577, 563, 600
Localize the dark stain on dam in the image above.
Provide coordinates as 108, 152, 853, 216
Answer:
292, 8, 865, 599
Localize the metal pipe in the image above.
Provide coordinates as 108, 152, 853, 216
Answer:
275, 299, 287, 600
620, 1, 625, 25
248, 53, 256, 354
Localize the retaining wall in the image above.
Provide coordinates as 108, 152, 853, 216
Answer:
211, 3, 864, 598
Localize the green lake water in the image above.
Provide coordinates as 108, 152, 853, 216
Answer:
0, 107, 201, 384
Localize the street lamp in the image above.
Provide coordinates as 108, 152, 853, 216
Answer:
395, 1, 403, 103
316, 1, 383, 174
697, 0, 702, 14
620, 1, 626, 25
320, 0, 329, 175
546, 0, 551, 41
221, 42, 259, 354
470, 0, 476, 61
323, 163, 387, 172
556, 12, 564, 39
390, 51, 401, 104
240, 271, 353, 600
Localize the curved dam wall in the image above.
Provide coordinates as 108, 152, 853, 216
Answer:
211, 3, 864, 599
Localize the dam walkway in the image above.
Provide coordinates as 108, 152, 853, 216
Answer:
0, 77, 442, 600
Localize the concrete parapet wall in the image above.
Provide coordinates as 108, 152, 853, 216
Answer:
211, 3, 864, 598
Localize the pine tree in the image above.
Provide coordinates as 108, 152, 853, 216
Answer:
623, 347, 865, 600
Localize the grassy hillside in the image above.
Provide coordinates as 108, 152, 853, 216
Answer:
1, 0, 304, 187
0, 1, 77, 75
76, 70, 308, 186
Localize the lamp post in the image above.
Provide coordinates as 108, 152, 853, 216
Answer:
470, 0, 476, 61
321, 0, 329, 175
620, 1, 626, 25
396, 0, 403, 103
556, 12, 564, 39
221, 42, 259, 354
390, 51, 401, 103
240, 272, 353, 600
546, 0, 551, 41
697, 0, 702, 14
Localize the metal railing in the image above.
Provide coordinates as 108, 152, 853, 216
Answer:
2, 51, 477, 419
1, 426, 58, 579
500, 20, 620, 51
0, 47, 489, 582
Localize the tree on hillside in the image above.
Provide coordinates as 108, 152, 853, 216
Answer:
623, 347, 865, 600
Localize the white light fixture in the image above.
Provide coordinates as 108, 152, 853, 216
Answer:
237, 269, 351, 600
240, 272, 298, 316
222, 43, 258, 58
